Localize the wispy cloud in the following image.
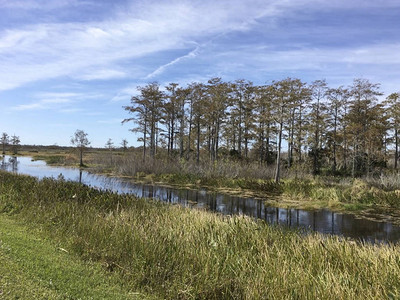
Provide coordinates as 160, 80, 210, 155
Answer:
78, 69, 128, 81
0, 0, 95, 10
97, 118, 122, 124
12, 97, 72, 111
0, 0, 303, 91
11, 91, 98, 111
111, 93, 130, 102
145, 47, 200, 79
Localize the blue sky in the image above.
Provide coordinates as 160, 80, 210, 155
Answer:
1, 0, 400, 147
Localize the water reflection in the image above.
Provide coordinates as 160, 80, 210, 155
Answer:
2, 155, 400, 244
1, 155, 18, 172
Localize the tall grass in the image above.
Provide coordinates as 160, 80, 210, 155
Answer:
281, 177, 400, 209
92, 152, 280, 180
1, 170, 400, 299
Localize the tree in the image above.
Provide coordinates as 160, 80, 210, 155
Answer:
71, 129, 90, 167
230, 79, 255, 158
206, 78, 231, 161
163, 83, 180, 157
176, 87, 190, 158
121, 139, 128, 152
254, 84, 275, 164
326, 86, 349, 172
189, 82, 207, 163
347, 79, 383, 177
123, 82, 164, 161
1, 132, 9, 155
10, 135, 20, 155
105, 138, 114, 165
308, 79, 328, 175
105, 138, 114, 151
284, 79, 309, 167
272, 78, 296, 182
384, 92, 400, 169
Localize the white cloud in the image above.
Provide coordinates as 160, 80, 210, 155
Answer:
12, 98, 72, 111
36, 92, 81, 98
97, 118, 122, 124
78, 69, 128, 81
1, 0, 399, 92
111, 94, 130, 102
0, 0, 95, 10
0, 0, 298, 91
10, 91, 98, 110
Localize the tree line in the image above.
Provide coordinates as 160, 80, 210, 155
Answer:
1, 132, 21, 155
123, 77, 398, 182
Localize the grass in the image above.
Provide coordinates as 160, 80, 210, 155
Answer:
0, 214, 150, 299
2, 170, 400, 299
281, 178, 400, 210
12, 147, 400, 212
5, 145, 396, 209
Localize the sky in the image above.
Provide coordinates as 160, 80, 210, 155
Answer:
1, 0, 400, 147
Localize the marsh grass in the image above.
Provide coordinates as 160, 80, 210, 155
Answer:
281, 178, 400, 209
1, 171, 400, 299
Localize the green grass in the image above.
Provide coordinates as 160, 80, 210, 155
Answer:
0, 214, 150, 299
31, 154, 66, 165
2, 170, 400, 299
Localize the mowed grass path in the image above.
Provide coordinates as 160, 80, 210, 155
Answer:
0, 214, 152, 299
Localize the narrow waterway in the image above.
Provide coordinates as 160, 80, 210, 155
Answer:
2, 155, 400, 244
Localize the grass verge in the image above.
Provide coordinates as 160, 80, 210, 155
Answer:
0, 214, 150, 299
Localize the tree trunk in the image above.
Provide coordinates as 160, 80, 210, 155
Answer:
196, 120, 201, 164
143, 119, 147, 163
275, 106, 284, 183
180, 102, 185, 158
238, 102, 242, 155
332, 107, 337, 173
79, 148, 83, 167
395, 128, 398, 169
187, 101, 193, 159
275, 120, 283, 183
215, 119, 220, 160
170, 117, 174, 154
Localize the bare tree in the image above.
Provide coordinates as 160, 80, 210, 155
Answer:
71, 129, 90, 167
1, 132, 9, 155
121, 139, 128, 152
105, 138, 114, 151
10, 135, 20, 155
105, 138, 114, 164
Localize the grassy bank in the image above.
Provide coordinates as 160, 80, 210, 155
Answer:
0, 214, 148, 299
1, 171, 400, 299
6, 149, 400, 213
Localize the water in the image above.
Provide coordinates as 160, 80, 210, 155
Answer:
2, 155, 400, 244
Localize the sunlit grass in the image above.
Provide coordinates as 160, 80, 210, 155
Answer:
1, 170, 400, 299
0, 215, 147, 299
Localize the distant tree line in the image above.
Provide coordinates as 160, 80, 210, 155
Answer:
123, 78, 399, 182
1, 132, 21, 155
